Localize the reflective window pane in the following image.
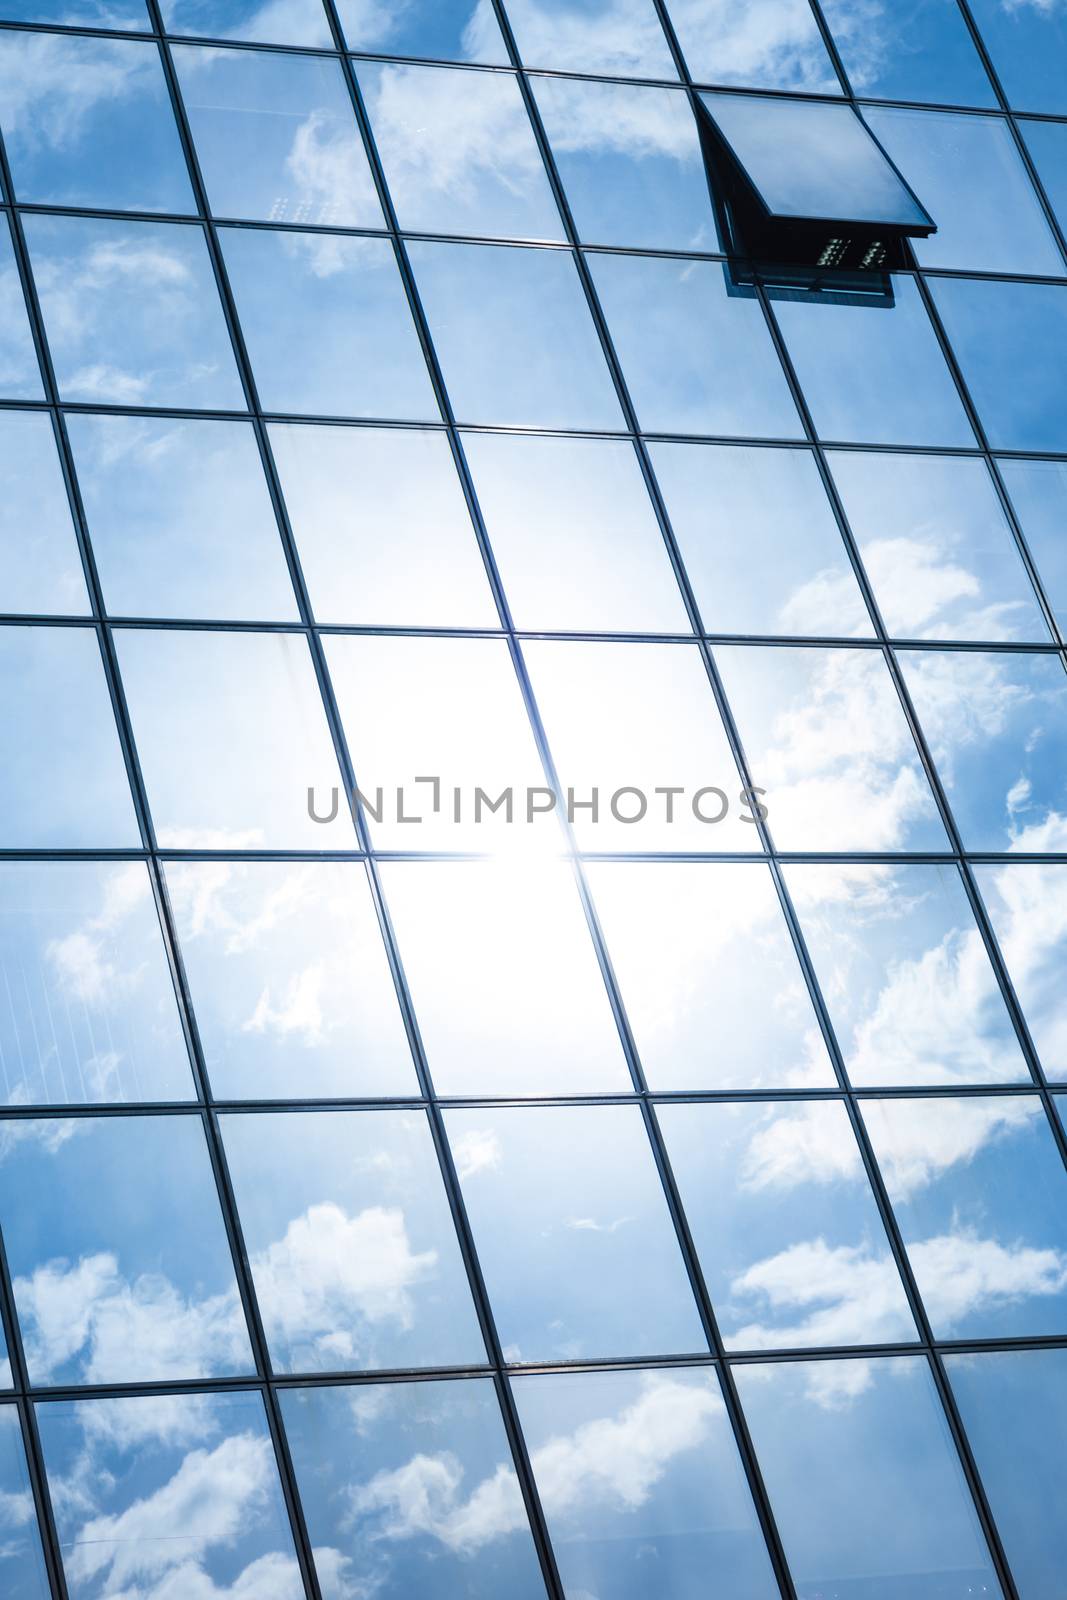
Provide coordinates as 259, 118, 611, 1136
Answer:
0, 411, 87, 616
360, 62, 561, 241
591, 253, 801, 437
0, 217, 43, 402
0, 860, 193, 1106
787, 863, 1029, 1087
222, 1109, 485, 1371
505, 0, 676, 78
968, 0, 1067, 113
166, 861, 418, 1100
116, 628, 351, 849
821, 0, 995, 107
410, 240, 623, 429
282, 1379, 548, 1600
1022, 118, 1067, 238
175, 45, 381, 227
380, 859, 629, 1097
68, 414, 298, 622
0, 33, 192, 212
0, 1, 147, 21
336, 0, 509, 63
713, 644, 947, 851
270, 423, 496, 627
587, 861, 835, 1090
222, 229, 436, 419
736, 1355, 1000, 1598
24, 215, 243, 409
650, 440, 872, 637
161, 0, 332, 45
670, 0, 840, 91
865, 1095, 1067, 1339
999, 456, 1067, 639
464, 431, 688, 632
513, 1366, 778, 1600
0, 1114, 252, 1384
0, 1407, 48, 1597
661, 1099, 916, 1349
446, 1104, 706, 1360
974, 862, 1067, 1081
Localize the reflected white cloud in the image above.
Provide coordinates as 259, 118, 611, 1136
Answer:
864, 1095, 1036, 1200
670, 0, 839, 91
730, 1239, 909, 1350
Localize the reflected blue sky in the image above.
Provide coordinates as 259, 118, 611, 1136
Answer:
998, 455, 1067, 639
337, 0, 508, 62
974, 862, 1067, 1082
0, 2, 147, 24
821, 0, 995, 107
967, 0, 1067, 114
0, 216, 44, 402
1022, 118, 1067, 238
162, 0, 332, 46
0, 411, 87, 616
0, 1407, 47, 1599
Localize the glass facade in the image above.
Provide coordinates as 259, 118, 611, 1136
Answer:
0, 3, 1064, 1599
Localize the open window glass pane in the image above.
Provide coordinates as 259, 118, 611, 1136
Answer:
0, 1, 148, 21
282, 1379, 548, 1600
523, 640, 756, 851
446, 1104, 706, 1361
590, 253, 801, 437
68, 415, 298, 622
821, 0, 995, 107
463, 432, 688, 632
513, 1366, 779, 1600
38, 1391, 303, 1600
713, 644, 948, 851
505, 0, 676, 78
533, 79, 716, 252
380, 860, 629, 1097
864, 1095, 1067, 1339
0, 412, 87, 616
660, 1099, 916, 1349
0, 626, 139, 847
973, 862, 1067, 1081
24, 215, 243, 410
670, 0, 841, 92
0, 34, 192, 212
967, 0, 1067, 113
586, 861, 834, 1090
165, 861, 417, 1100
222, 229, 436, 420
337, 0, 509, 63
360, 62, 561, 241
175, 46, 381, 228
0, 860, 193, 1106
650, 441, 872, 637
0, 1113, 252, 1384
0, 1408, 47, 1596
1022, 119, 1067, 239
999, 456, 1067, 639
899, 649, 1067, 851
221, 1109, 485, 1371
270, 423, 496, 627
161, 0, 332, 45
0, 217, 43, 402
736, 1356, 1000, 1598
828, 450, 1049, 642
410, 240, 623, 430
116, 628, 351, 849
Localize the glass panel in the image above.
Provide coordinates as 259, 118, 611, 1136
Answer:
24, 215, 243, 410
445, 1104, 706, 1361
513, 1366, 778, 1599
68, 414, 298, 622
221, 1109, 485, 1371
586, 860, 835, 1090
116, 628, 351, 849
973, 862, 1067, 1080
522, 639, 756, 850
165, 860, 418, 1100
735, 1355, 1000, 1598
533, 78, 716, 251
821, 0, 995, 107
281, 1378, 548, 1600
270, 423, 496, 627
221, 228, 436, 420
864, 1095, 1067, 1339
0, 1113, 252, 1384
0, 625, 139, 847
671, 0, 840, 91
161, 0, 333, 45
0, 217, 43, 402
947, 1348, 1067, 1600
1022, 118, 1067, 237
175, 45, 381, 228
380, 859, 629, 1097
999, 456, 1067, 639
409, 240, 623, 430
713, 643, 948, 851
590, 252, 801, 437
0, 1, 147, 27
772, 274, 974, 447
899, 648, 1067, 850
0, 33, 192, 213
325, 635, 546, 851
650, 440, 872, 636
786, 863, 1029, 1087
0, 1408, 47, 1598
38, 1390, 303, 1600
0, 860, 194, 1106
660, 1099, 916, 1349
864, 107, 1063, 274
359, 62, 561, 241
931, 277, 1067, 453
967, 0, 1067, 114
0, 411, 87, 616
505, 0, 677, 78
337, 0, 509, 63
828, 449, 1048, 641
463, 431, 688, 632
